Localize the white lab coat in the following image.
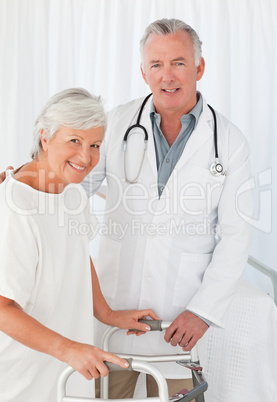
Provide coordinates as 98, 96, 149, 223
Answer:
83, 95, 254, 378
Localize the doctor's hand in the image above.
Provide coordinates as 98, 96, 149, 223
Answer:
108, 309, 160, 336
0, 166, 14, 184
164, 311, 209, 351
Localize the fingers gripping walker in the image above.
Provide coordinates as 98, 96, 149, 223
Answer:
57, 320, 208, 402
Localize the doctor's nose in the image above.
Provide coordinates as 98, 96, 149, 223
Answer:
162, 66, 175, 83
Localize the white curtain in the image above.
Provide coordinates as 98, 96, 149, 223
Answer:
0, 0, 276, 281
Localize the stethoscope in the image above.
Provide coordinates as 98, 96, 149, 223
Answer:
123, 93, 224, 184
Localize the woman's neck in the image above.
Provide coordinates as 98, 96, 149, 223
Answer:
13, 160, 67, 194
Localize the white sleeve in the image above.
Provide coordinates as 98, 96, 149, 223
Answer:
187, 131, 254, 327
0, 208, 39, 310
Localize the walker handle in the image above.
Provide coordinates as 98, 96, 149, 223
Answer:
105, 358, 133, 372
138, 319, 172, 331
138, 319, 163, 331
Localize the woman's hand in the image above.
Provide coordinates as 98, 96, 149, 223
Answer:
90, 258, 159, 335
61, 340, 129, 380
0, 296, 130, 381
107, 309, 160, 336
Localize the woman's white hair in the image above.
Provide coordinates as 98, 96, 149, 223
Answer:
140, 18, 202, 67
31, 88, 107, 159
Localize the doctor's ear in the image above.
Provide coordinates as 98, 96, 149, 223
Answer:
140, 64, 148, 85
196, 57, 205, 81
40, 129, 49, 152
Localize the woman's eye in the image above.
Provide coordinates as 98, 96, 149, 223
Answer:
91, 144, 100, 149
71, 139, 79, 144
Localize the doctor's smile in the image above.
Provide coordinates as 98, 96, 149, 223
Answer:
162, 88, 180, 93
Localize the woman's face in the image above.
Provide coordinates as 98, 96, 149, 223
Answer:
40, 125, 104, 191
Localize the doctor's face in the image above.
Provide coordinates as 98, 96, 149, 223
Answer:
140, 30, 205, 116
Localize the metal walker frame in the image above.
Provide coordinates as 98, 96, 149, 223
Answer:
57, 320, 207, 402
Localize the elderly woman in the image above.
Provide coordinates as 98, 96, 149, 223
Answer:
0, 88, 157, 402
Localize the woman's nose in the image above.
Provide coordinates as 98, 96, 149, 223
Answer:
79, 147, 91, 164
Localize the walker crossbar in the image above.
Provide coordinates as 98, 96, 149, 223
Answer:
100, 321, 207, 402
57, 321, 207, 402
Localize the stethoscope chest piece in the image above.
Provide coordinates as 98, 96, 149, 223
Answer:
210, 159, 224, 176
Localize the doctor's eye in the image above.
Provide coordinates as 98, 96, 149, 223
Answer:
151, 64, 160, 69
90, 144, 100, 149
70, 139, 80, 144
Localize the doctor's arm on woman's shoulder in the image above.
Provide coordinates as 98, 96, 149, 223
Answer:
0, 167, 14, 183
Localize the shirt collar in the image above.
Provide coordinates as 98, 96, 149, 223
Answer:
150, 92, 203, 125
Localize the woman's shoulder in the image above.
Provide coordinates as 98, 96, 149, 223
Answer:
0, 174, 39, 217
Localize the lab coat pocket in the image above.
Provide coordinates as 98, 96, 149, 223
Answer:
173, 252, 212, 307
96, 237, 121, 302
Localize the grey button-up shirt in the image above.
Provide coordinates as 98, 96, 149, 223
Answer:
150, 93, 203, 197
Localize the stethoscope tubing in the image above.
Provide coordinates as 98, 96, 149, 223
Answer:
207, 104, 219, 159
123, 94, 224, 183
123, 93, 152, 143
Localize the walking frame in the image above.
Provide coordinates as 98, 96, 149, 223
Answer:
57, 320, 208, 402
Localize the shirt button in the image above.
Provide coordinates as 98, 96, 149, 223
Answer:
166, 158, 170, 163
160, 186, 164, 192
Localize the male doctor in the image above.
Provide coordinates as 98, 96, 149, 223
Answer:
82, 18, 254, 398
0, 18, 254, 399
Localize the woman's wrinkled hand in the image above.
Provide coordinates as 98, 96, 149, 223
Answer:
108, 309, 160, 336
61, 341, 130, 380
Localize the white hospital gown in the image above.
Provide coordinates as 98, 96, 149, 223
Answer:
0, 175, 97, 402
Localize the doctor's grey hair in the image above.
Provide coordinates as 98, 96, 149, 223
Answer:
140, 18, 202, 67
31, 88, 107, 160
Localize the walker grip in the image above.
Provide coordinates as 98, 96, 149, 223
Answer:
138, 319, 163, 331
105, 358, 133, 372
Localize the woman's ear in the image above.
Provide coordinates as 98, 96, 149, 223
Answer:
40, 129, 48, 152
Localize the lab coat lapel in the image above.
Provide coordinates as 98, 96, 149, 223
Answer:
172, 103, 214, 172
140, 97, 158, 180
139, 97, 214, 187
